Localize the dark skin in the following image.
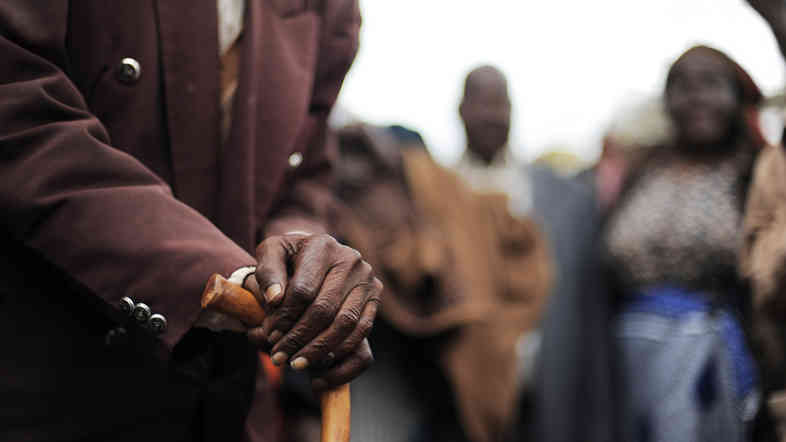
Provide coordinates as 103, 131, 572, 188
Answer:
460, 65, 512, 165
665, 51, 741, 159
668, 0, 786, 156
245, 233, 382, 391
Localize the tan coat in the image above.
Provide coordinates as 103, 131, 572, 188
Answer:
399, 149, 551, 442
740, 145, 786, 369
336, 141, 552, 442
740, 144, 786, 439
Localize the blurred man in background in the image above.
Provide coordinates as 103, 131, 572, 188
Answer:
455, 65, 590, 406
331, 122, 551, 442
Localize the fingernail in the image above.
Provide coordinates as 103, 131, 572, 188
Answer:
272, 352, 288, 366
312, 378, 328, 390
326, 352, 335, 362
265, 284, 282, 304
291, 357, 309, 371
269, 330, 283, 345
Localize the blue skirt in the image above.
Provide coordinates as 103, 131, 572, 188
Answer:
616, 286, 759, 442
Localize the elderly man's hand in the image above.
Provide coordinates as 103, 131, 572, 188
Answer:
247, 232, 382, 390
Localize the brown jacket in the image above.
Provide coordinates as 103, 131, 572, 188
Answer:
0, 1, 359, 441
400, 149, 551, 442
335, 132, 551, 442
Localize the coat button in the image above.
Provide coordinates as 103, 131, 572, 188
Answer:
148, 314, 168, 335
288, 152, 303, 168
119, 297, 135, 317
116, 57, 142, 84
132, 302, 152, 323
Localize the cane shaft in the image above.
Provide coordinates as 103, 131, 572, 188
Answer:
321, 383, 351, 442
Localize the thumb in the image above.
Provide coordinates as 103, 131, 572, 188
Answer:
254, 233, 308, 307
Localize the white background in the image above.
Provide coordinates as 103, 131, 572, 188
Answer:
336, 1, 786, 165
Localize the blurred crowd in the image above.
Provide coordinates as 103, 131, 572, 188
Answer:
325, 2, 786, 441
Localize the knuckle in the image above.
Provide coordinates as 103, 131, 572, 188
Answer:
335, 319, 355, 337
270, 308, 297, 329
315, 233, 338, 250
339, 245, 362, 265
280, 331, 307, 352
304, 339, 330, 359
357, 317, 375, 337
309, 300, 336, 325
366, 284, 383, 305
372, 277, 384, 292
314, 233, 332, 242
336, 309, 360, 332
290, 282, 318, 302
336, 338, 357, 357
365, 299, 380, 317
359, 260, 373, 276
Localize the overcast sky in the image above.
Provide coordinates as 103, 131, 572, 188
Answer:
336, 0, 786, 165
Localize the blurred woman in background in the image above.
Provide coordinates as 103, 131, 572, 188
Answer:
539, 18, 777, 442
603, 43, 767, 442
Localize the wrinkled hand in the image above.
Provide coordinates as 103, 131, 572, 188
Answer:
248, 232, 382, 390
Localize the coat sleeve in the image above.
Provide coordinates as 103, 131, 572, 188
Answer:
0, 2, 255, 351
264, 0, 361, 237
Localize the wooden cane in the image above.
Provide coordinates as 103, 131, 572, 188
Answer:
201, 274, 351, 442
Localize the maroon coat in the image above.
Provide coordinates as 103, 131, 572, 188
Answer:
0, 1, 359, 441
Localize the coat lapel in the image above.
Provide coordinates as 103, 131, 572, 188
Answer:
216, 0, 319, 249
155, 0, 221, 219
249, 0, 319, 216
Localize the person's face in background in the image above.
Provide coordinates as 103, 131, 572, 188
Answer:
460, 67, 512, 163
666, 51, 741, 151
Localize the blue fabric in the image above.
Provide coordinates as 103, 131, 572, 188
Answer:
623, 286, 757, 400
